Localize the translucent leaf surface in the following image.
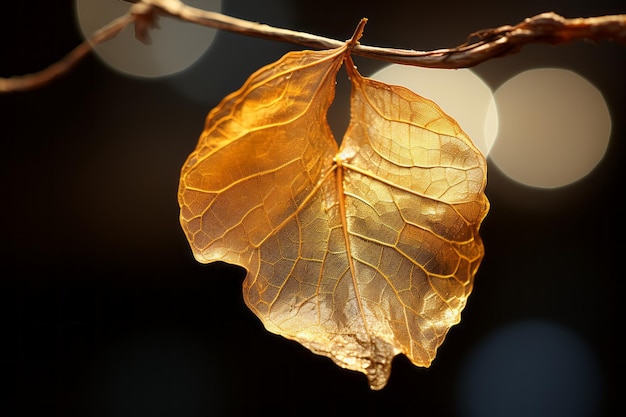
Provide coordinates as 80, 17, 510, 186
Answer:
178, 43, 489, 389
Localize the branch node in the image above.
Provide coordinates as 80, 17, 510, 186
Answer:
131, 2, 159, 44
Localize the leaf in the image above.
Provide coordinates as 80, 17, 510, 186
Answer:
178, 39, 489, 389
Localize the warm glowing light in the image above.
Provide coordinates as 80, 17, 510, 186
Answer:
75, 0, 221, 78
489, 68, 611, 188
370, 64, 498, 157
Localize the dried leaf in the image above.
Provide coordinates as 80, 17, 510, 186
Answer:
178, 42, 489, 389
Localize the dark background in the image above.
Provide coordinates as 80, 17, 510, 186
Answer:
2, 0, 624, 416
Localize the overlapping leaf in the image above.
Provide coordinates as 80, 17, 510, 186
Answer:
178, 40, 489, 389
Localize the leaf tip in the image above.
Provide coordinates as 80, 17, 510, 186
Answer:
366, 365, 392, 390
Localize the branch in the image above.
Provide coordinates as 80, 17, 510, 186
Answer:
2, 0, 625, 93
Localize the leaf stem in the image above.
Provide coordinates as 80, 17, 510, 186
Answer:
347, 18, 368, 49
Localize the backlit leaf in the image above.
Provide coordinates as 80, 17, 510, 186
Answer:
178, 40, 489, 389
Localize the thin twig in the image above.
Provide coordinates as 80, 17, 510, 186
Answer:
1, 0, 625, 93
0, 12, 135, 93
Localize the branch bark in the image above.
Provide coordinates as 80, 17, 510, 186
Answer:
1, 0, 625, 93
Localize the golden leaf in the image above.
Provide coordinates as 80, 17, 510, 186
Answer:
178, 36, 489, 389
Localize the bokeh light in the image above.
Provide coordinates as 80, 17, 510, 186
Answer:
75, 0, 221, 78
489, 68, 611, 188
370, 64, 498, 157
456, 320, 603, 417
165, 2, 297, 105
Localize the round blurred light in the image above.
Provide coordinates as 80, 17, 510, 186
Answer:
370, 64, 498, 157
489, 68, 611, 188
75, 0, 221, 78
457, 320, 603, 417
